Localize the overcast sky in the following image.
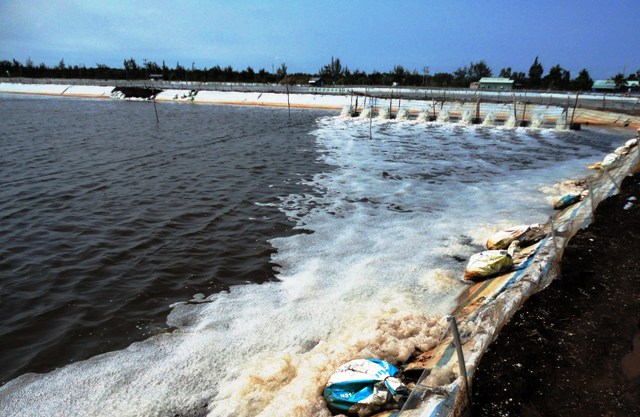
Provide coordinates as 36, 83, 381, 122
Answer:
1, 0, 639, 79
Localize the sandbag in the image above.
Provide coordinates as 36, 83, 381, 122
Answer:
486, 224, 546, 250
600, 153, 621, 171
463, 250, 513, 281
614, 145, 631, 156
323, 359, 408, 417
553, 194, 581, 210
625, 138, 638, 148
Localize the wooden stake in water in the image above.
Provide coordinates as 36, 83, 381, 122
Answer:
570, 92, 580, 125
151, 87, 159, 124
369, 97, 373, 140
286, 83, 291, 118
431, 91, 436, 119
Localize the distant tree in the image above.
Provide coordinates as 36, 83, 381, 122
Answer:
452, 65, 469, 87
123, 57, 139, 79
571, 69, 593, 91
392, 65, 407, 85
208, 65, 222, 82
528, 56, 544, 88
451, 60, 492, 87
174, 61, 186, 81
432, 72, 454, 87
319, 56, 344, 84
499, 67, 512, 78
223, 65, 234, 81
511, 71, 526, 87
468, 60, 492, 82
144, 60, 161, 76
368, 70, 383, 85
239, 66, 255, 82
612, 72, 627, 90
544, 64, 570, 90
161, 60, 169, 79
256, 68, 270, 83
276, 62, 287, 80
405, 68, 423, 86
349, 69, 367, 85
95, 63, 109, 79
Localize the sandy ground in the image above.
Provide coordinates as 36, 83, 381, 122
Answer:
472, 173, 640, 416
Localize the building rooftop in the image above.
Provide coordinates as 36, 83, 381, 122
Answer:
479, 77, 514, 84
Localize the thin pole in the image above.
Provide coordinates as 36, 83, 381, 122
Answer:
369, 97, 373, 140
448, 316, 472, 407
432, 93, 436, 119
512, 93, 518, 124
570, 92, 580, 125
286, 83, 291, 118
153, 95, 159, 124
603, 169, 621, 191
565, 95, 570, 130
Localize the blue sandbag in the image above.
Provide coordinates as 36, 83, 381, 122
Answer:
553, 194, 581, 210
323, 358, 407, 416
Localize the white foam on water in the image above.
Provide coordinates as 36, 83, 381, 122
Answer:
0, 117, 618, 417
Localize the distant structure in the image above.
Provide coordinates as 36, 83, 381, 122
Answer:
625, 80, 639, 95
592, 80, 618, 92
473, 77, 514, 91
308, 77, 325, 87
149, 74, 163, 81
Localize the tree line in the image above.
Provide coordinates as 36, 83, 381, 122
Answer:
2, 56, 639, 92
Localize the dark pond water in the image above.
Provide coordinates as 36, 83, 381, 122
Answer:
0, 95, 331, 383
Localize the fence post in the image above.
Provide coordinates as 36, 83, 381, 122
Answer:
602, 169, 621, 191
447, 315, 472, 408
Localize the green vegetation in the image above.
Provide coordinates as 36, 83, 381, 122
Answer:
2, 56, 639, 92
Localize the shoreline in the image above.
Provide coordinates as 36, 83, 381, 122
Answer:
399, 141, 640, 416
472, 173, 640, 416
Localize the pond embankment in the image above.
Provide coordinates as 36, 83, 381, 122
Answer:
472, 173, 640, 417
1, 81, 639, 128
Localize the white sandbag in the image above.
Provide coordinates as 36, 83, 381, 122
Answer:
463, 250, 513, 281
